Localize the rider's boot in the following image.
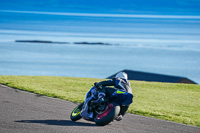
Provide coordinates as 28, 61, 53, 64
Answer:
115, 115, 123, 121
115, 106, 129, 121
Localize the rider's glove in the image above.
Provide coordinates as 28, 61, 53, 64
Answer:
94, 82, 102, 90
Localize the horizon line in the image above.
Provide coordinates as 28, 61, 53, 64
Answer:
1, 10, 200, 19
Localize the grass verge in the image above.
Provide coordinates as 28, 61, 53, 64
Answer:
0, 75, 199, 127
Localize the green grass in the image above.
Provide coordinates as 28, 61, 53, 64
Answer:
0, 75, 200, 127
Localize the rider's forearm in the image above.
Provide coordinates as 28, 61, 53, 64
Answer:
98, 80, 115, 87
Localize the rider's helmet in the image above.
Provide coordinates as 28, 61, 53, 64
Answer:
115, 72, 128, 80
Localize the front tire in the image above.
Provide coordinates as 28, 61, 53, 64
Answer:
70, 102, 84, 121
94, 102, 120, 126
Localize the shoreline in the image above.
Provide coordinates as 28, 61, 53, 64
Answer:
15, 40, 112, 46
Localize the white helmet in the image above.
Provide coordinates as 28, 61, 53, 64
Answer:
115, 72, 128, 80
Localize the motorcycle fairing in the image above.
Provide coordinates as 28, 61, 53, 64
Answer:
80, 97, 94, 120
80, 87, 97, 120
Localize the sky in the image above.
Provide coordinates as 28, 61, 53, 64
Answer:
0, 0, 200, 15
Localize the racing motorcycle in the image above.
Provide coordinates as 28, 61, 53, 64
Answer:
70, 86, 133, 126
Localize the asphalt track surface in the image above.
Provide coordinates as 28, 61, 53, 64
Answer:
0, 85, 200, 133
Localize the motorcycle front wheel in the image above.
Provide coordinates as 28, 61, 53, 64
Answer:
94, 102, 120, 126
70, 102, 84, 121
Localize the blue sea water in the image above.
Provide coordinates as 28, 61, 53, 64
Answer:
0, 10, 200, 83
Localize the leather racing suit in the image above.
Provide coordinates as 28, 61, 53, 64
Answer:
95, 77, 133, 116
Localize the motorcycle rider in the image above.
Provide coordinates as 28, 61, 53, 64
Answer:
94, 72, 133, 121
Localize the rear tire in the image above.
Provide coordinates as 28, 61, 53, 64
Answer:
94, 102, 120, 126
70, 102, 84, 121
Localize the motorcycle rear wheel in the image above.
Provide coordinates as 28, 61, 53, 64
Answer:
94, 102, 120, 126
70, 102, 84, 121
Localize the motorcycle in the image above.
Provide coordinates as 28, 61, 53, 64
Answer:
70, 86, 133, 126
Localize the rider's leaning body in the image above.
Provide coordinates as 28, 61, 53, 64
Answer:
94, 72, 133, 121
